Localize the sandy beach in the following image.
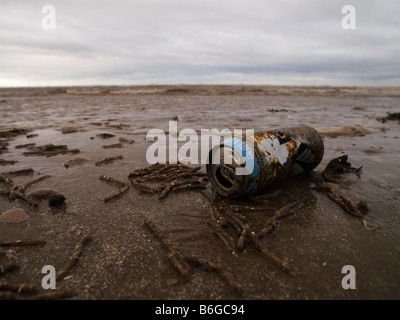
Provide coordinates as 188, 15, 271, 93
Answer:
0, 85, 399, 300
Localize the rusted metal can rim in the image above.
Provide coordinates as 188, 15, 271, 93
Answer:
207, 125, 324, 198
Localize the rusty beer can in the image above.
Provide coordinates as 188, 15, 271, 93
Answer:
206, 125, 324, 198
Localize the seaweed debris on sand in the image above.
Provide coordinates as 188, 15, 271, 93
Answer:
22, 144, 80, 157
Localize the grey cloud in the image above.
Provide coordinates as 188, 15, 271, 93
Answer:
0, 0, 399, 86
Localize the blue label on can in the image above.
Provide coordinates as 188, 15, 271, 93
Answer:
221, 138, 260, 193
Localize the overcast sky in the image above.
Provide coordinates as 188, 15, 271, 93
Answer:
1, 0, 399, 87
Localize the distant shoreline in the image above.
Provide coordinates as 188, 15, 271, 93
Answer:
1, 84, 400, 97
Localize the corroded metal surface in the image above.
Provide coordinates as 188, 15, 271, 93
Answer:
207, 125, 324, 198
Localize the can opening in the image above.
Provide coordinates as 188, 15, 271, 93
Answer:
206, 145, 249, 198
215, 167, 234, 189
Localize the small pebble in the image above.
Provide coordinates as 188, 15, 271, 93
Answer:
0, 208, 29, 223
28, 188, 57, 200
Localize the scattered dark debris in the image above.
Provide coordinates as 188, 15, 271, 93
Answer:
0, 99, 6, 103
165, 88, 190, 94
144, 219, 242, 292
61, 127, 78, 134
130, 162, 295, 276
15, 143, 36, 149
258, 201, 304, 238
318, 190, 364, 218
377, 112, 400, 123
20, 175, 51, 193
172, 114, 181, 121
22, 144, 80, 157
206, 193, 297, 275
64, 157, 89, 168
0, 141, 8, 154
0, 128, 30, 138
144, 219, 191, 278
322, 154, 362, 181
0, 169, 50, 208
96, 133, 115, 139
0, 150, 377, 299
0, 284, 76, 301
56, 234, 91, 281
106, 123, 130, 130
49, 194, 66, 207
386, 112, 400, 120
99, 175, 129, 203
14, 191, 38, 207
20, 289, 76, 300
0, 172, 14, 188
0, 262, 19, 274
95, 155, 123, 166
0, 281, 39, 294
4, 168, 34, 176
0, 240, 46, 247
0, 249, 41, 299
102, 143, 123, 149
315, 154, 373, 221
26, 134, 38, 139
128, 163, 208, 200
249, 232, 294, 275
119, 137, 135, 144
184, 255, 243, 292
0, 235, 89, 300
268, 108, 289, 112
130, 179, 158, 194
0, 159, 17, 166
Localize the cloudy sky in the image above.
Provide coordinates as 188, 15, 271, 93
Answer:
1, 0, 399, 87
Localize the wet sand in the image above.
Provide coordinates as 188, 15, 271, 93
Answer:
0, 85, 400, 300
